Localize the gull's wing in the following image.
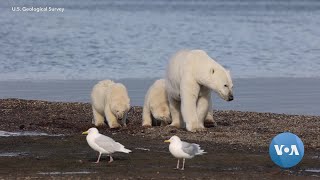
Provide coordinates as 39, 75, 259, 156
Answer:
181, 141, 206, 156
94, 134, 122, 153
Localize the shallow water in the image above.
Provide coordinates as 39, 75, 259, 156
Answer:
0, 130, 63, 137
0, 152, 28, 157
1, 78, 320, 115
0, 0, 320, 80
305, 169, 320, 173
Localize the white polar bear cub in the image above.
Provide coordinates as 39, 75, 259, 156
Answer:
91, 80, 130, 128
165, 50, 234, 132
142, 79, 171, 127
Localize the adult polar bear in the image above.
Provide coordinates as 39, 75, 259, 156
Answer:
142, 78, 215, 127
165, 50, 234, 132
91, 80, 130, 128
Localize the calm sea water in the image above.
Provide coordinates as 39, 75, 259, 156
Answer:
0, 0, 320, 80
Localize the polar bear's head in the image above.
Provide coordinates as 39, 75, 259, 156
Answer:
153, 105, 171, 123
110, 83, 131, 121
192, 50, 234, 101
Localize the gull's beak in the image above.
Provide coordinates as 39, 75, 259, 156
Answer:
164, 140, 171, 143
82, 131, 88, 135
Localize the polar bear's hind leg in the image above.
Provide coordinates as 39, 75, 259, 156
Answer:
142, 105, 152, 127
168, 97, 183, 128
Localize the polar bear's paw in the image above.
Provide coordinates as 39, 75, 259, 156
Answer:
169, 123, 181, 128
204, 117, 214, 123
142, 123, 152, 128
109, 122, 122, 129
93, 119, 107, 127
204, 114, 217, 127
186, 123, 207, 132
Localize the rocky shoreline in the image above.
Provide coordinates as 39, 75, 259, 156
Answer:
1, 98, 319, 150
0, 98, 319, 179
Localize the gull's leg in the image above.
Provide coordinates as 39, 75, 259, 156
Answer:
108, 155, 114, 163
181, 158, 185, 170
95, 152, 102, 163
175, 159, 180, 169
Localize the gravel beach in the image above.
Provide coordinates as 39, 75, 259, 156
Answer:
0, 98, 319, 179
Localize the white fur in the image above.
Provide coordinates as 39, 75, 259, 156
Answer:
91, 80, 130, 128
165, 50, 233, 132
204, 97, 217, 126
142, 79, 171, 127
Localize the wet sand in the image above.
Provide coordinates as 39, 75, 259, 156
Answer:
0, 99, 319, 179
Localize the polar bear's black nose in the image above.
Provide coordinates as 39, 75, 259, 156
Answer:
228, 95, 234, 101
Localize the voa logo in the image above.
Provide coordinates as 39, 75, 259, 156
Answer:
269, 132, 304, 168
274, 145, 299, 156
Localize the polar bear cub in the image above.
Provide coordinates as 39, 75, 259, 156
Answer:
165, 50, 233, 132
142, 79, 171, 127
91, 80, 130, 128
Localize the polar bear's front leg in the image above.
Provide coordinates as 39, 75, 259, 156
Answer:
181, 95, 199, 131
205, 111, 216, 126
104, 105, 121, 129
204, 98, 217, 126
196, 95, 210, 129
180, 82, 200, 132
92, 107, 106, 127
142, 104, 152, 127
168, 97, 183, 128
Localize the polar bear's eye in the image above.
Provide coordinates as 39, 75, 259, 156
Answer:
211, 69, 215, 74
224, 84, 228, 87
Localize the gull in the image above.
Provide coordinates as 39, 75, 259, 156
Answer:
82, 127, 131, 163
164, 135, 206, 170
